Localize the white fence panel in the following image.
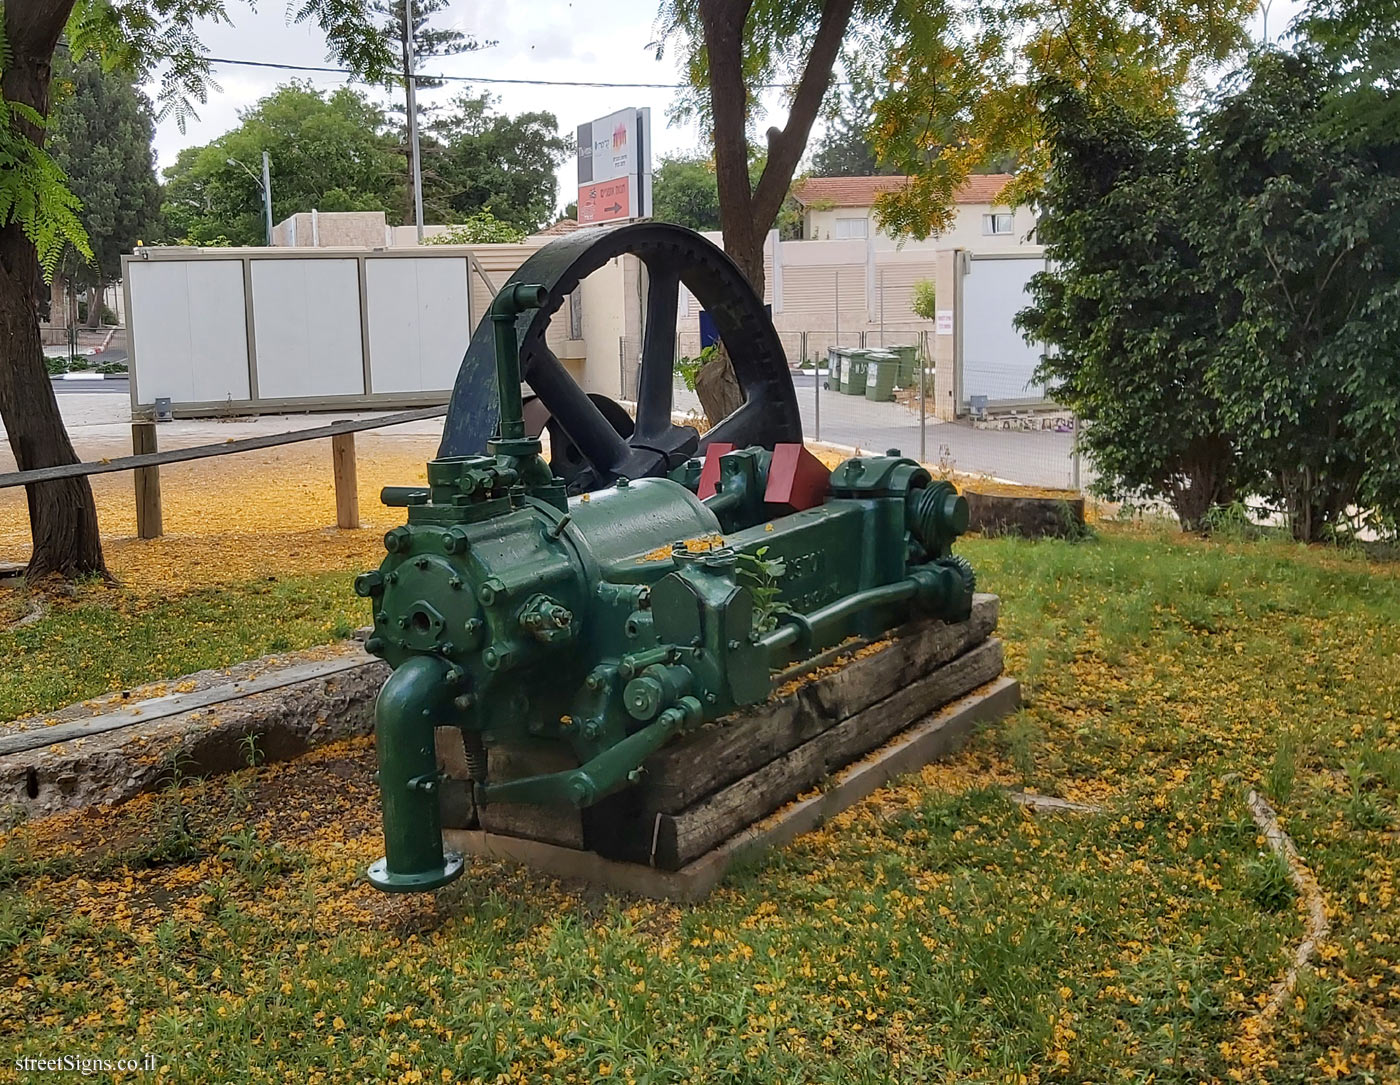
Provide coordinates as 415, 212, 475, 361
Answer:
960, 254, 1047, 407
126, 259, 250, 403
366, 257, 472, 393
250, 259, 364, 399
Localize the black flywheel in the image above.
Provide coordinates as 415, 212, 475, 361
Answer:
439, 222, 803, 492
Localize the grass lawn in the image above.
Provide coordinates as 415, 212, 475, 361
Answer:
1, 524, 1398, 1083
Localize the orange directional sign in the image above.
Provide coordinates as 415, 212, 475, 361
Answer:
577, 176, 632, 225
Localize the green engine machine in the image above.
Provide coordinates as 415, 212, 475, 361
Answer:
358, 282, 976, 892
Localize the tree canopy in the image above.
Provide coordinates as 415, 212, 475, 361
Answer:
425, 91, 569, 233
1021, 47, 1400, 540
48, 53, 161, 292
160, 83, 403, 246
0, 0, 402, 580
158, 84, 570, 244
809, 80, 896, 178
652, 154, 724, 232
657, 0, 1255, 274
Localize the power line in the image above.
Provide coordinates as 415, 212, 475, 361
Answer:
196, 54, 701, 89
189, 53, 818, 91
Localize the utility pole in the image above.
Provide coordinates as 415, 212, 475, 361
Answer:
405, 0, 425, 243
260, 151, 273, 246
227, 154, 274, 245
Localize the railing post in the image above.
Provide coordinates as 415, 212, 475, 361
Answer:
132, 421, 162, 539
807, 330, 819, 443
332, 429, 360, 529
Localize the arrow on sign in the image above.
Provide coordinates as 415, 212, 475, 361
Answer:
604, 202, 622, 213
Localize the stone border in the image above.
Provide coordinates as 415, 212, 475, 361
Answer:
444, 676, 1020, 901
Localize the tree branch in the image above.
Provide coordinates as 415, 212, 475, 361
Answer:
750, 0, 858, 231
701, 0, 761, 278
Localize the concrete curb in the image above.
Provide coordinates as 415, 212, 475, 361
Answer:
1, 645, 385, 818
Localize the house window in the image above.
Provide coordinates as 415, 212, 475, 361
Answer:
983, 212, 1014, 236
834, 216, 868, 239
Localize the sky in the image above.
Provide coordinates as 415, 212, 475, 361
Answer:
147, 0, 1299, 223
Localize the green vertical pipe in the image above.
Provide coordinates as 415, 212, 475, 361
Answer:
489, 283, 549, 441
366, 654, 465, 892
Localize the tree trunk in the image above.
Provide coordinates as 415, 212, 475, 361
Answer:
85, 280, 101, 328
0, 5, 108, 581
701, 0, 856, 301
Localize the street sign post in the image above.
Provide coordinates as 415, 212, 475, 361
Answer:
576, 107, 652, 225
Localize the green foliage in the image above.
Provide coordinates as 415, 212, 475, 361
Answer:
1024, 51, 1400, 541
737, 545, 786, 634
1244, 850, 1296, 913
660, 0, 1253, 241
651, 151, 800, 237
810, 77, 900, 178
64, 0, 396, 131
423, 211, 525, 245
49, 54, 162, 287
1200, 50, 1400, 542
652, 154, 723, 232
160, 82, 403, 245
425, 91, 569, 233
910, 278, 937, 321
0, 98, 90, 279
1017, 86, 1248, 532
372, 0, 490, 102
674, 344, 717, 392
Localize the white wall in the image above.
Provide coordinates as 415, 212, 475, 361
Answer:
803, 203, 1032, 253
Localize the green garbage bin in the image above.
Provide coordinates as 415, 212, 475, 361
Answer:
888, 344, 918, 387
844, 349, 870, 396
864, 351, 898, 402
827, 346, 844, 392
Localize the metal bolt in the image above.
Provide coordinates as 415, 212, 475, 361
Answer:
453, 693, 476, 711
354, 571, 383, 597
396, 616, 409, 629
374, 611, 387, 625
886, 447, 901, 457
385, 571, 399, 585
705, 692, 718, 704
413, 557, 429, 570
728, 639, 741, 650
442, 528, 470, 554
583, 720, 601, 739
448, 576, 463, 590
616, 476, 630, 488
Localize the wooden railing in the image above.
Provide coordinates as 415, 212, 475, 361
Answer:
0, 406, 447, 540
